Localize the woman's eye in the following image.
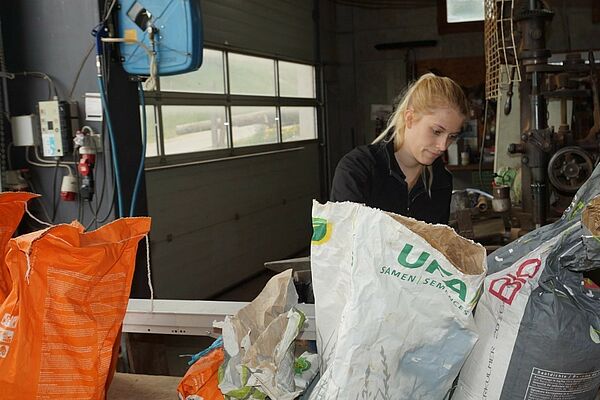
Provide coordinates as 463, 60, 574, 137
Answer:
449, 134, 459, 141
433, 129, 442, 136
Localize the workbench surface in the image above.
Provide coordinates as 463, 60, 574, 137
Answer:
107, 372, 181, 399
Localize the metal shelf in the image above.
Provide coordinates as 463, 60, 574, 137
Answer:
447, 163, 494, 172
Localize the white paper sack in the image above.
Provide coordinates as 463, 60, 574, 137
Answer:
310, 201, 487, 399
218, 269, 305, 399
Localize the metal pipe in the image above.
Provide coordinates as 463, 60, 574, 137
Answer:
531, 72, 541, 130
531, 182, 546, 228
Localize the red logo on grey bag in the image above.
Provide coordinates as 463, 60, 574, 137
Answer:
489, 258, 542, 305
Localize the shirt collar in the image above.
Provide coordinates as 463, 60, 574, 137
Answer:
382, 136, 428, 194
383, 138, 406, 179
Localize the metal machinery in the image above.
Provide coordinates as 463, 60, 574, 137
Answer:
507, 0, 599, 228
450, 0, 599, 245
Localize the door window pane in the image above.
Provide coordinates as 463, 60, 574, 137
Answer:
161, 106, 228, 155
279, 61, 316, 98
141, 105, 158, 157
447, 0, 484, 23
159, 49, 225, 93
229, 54, 275, 96
231, 107, 277, 147
281, 107, 317, 142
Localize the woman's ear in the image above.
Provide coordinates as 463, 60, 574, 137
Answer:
404, 108, 414, 129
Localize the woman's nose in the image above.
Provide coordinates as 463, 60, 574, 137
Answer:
437, 135, 450, 151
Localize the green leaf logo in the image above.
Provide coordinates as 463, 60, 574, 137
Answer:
294, 356, 312, 374
312, 217, 332, 244
591, 326, 600, 344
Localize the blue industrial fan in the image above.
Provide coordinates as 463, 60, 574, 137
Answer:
117, 0, 203, 76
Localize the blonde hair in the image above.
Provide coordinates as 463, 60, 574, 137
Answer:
373, 73, 469, 194
373, 73, 469, 149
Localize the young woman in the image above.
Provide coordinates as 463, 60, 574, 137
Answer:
330, 73, 469, 224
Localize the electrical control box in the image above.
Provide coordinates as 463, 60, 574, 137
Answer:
117, 0, 203, 75
11, 114, 39, 147
38, 100, 78, 157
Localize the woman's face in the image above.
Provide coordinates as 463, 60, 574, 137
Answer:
403, 107, 464, 166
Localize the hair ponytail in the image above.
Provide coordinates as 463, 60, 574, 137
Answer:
373, 73, 469, 151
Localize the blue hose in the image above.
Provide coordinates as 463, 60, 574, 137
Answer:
130, 82, 147, 217
97, 75, 124, 217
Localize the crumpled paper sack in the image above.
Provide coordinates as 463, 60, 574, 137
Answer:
216, 269, 308, 400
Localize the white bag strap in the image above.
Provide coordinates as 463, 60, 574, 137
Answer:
145, 234, 155, 311
23, 201, 53, 228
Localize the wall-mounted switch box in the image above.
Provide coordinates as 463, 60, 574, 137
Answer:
38, 100, 78, 157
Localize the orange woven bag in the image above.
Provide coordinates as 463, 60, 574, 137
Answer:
0, 192, 38, 303
0, 217, 151, 399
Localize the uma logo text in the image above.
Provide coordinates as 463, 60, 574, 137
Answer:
397, 243, 467, 301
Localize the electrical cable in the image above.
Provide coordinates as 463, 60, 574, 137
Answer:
101, 0, 117, 23
93, 120, 116, 225
12, 71, 59, 99
96, 74, 123, 217
92, 128, 105, 227
51, 159, 60, 222
73, 146, 83, 224
95, 156, 116, 223
87, 200, 98, 219
68, 43, 95, 100
33, 145, 76, 165
25, 147, 73, 174
93, 23, 123, 217
88, 54, 111, 225
89, 117, 110, 227
26, 148, 74, 223
85, 214, 96, 231
24, 177, 53, 223
96, 186, 116, 223
130, 81, 148, 217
